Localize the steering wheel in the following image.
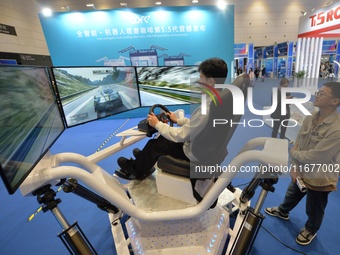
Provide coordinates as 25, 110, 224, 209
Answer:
138, 104, 174, 137
149, 104, 174, 127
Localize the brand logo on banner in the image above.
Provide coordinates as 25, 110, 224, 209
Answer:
130, 14, 151, 24
310, 7, 340, 27
298, 2, 340, 37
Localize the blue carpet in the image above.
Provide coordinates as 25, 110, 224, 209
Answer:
0, 78, 339, 255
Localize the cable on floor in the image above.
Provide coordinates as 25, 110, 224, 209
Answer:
260, 225, 308, 255
96, 119, 130, 152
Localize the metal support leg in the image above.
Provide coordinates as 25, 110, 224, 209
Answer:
228, 168, 279, 255
34, 185, 97, 255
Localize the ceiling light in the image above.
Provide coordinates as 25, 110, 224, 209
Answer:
120, 2, 127, 7
42, 8, 52, 17
86, 3, 96, 9
61, 6, 70, 11
217, 1, 227, 10
324, 1, 333, 6
155, 1, 162, 5
192, 0, 199, 3
301, 10, 307, 16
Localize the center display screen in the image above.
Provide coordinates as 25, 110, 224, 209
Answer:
52, 66, 141, 127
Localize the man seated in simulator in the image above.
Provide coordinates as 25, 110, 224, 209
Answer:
115, 57, 228, 180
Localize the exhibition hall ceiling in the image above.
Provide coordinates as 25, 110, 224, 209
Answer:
35, 0, 219, 11
34, 0, 330, 12
34, 0, 331, 46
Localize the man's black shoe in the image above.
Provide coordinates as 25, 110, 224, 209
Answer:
115, 166, 156, 181
133, 148, 141, 159
115, 168, 138, 180
117, 157, 134, 172
117, 157, 135, 175
116, 157, 137, 180
115, 156, 156, 181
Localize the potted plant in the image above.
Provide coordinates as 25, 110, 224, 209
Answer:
293, 70, 307, 86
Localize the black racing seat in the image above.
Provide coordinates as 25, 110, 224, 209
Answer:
157, 74, 249, 178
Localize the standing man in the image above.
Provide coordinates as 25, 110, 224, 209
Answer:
254, 67, 260, 81
265, 82, 340, 245
249, 67, 255, 87
261, 65, 266, 82
327, 64, 334, 82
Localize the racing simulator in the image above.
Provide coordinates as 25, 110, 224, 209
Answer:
0, 65, 289, 255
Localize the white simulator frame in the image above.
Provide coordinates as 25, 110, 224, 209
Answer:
3, 67, 289, 254
20, 123, 288, 255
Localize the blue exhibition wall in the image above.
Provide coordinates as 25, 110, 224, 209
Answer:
39, 6, 234, 74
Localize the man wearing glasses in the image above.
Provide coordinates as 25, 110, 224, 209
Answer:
265, 82, 340, 246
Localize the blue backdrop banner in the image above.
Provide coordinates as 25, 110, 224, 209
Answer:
39, 6, 234, 72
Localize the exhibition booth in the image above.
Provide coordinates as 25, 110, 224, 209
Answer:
0, 63, 291, 255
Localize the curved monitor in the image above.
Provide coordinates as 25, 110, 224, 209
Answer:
0, 66, 65, 194
52, 66, 141, 127
136, 66, 200, 107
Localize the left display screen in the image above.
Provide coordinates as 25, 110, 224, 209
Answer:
0, 66, 65, 194
52, 66, 141, 127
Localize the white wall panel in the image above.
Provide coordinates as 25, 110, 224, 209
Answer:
0, 0, 49, 55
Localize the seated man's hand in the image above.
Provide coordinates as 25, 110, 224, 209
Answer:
147, 113, 160, 127
167, 111, 178, 123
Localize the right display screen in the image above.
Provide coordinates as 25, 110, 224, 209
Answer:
136, 66, 200, 106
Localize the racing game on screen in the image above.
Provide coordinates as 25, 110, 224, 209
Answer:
0, 66, 65, 194
136, 66, 200, 107
52, 66, 141, 127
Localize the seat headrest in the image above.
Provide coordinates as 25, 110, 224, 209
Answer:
191, 74, 249, 165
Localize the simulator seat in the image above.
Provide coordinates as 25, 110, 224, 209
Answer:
155, 74, 250, 204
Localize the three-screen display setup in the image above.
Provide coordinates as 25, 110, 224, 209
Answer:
0, 65, 200, 194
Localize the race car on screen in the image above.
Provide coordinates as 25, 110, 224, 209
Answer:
94, 88, 123, 113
